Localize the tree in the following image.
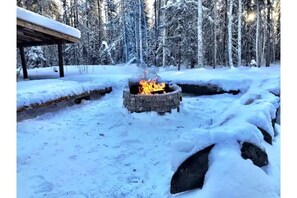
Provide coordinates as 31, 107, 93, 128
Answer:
213, 0, 217, 68
17, 0, 280, 69
237, 0, 242, 66
265, 0, 272, 67
17, 0, 60, 19
138, 0, 144, 65
121, 0, 128, 63
273, 0, 280, 62
228, 0, 234, 68
197, 0, 203, 68
255, 0, 260, 67
162, 0, 168, 67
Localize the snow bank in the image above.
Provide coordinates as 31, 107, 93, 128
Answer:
17, 65, 139, 109
176, 142, 279, 198
160, 65, 280, 93
17, 78, 107, 108
172, 83, 279, 168
171, 66, 280, 197
17, 6, 81, 39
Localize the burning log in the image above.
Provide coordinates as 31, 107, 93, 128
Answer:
151, 90, 165, 95
138, 79, 166, 95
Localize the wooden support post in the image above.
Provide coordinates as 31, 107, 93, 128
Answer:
19, 47, 28, 79
58, 44, 64, 77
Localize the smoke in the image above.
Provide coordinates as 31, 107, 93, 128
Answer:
136, 65, 162, 81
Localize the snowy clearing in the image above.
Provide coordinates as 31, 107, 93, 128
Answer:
17, 64, 280, 198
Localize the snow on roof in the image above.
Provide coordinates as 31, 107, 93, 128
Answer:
17, 6, 81, 39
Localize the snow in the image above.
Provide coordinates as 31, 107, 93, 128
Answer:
159, 65, 280, 93
17, 64, 280, 197
17, 65, 139, 109
17, 6, 81, 39
177, 142, 278, 198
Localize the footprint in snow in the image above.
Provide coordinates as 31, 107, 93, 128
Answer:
127, 176, 141, 184
29, 175, 54, 194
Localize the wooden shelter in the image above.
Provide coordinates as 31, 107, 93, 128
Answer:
17, 7, 81, 78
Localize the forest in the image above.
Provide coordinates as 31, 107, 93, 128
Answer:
17, 0, 281, 69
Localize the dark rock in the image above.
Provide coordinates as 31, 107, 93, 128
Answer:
170, 144, 215, 194
276, 107, 280, 124
272, 107, 280, 136
257, 127, 272, 145
241, 142, 268, 167
177, 84, 240, 96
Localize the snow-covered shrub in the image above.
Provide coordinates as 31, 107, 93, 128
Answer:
25, 46, 46, 69
99, 41, 115, 65
250, 59, 257, 67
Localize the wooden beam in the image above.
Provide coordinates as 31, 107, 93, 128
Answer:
58, 44, 64, 77
17, 19, 80, 43
19, 47, 28, 79
18, 40, 65, 48
19, 27, 59, 42
17, 25, 74, 47
21, 31, 49, 41
17, 33, 43, 42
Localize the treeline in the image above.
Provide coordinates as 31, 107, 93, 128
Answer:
17, 0, 280, 69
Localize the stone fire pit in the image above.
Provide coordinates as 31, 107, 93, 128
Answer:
123, 83, 182, 113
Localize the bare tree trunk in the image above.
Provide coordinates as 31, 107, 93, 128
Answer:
197, 0, 203, 68
276, 2, 280, 61
138, 0, 143, 65
265, 0, 271, 67
237, 0, 242, 67
224, 0, 228, 66
178, 36, 181, 71
62, 0, 69, 25
154, 0, 158, 66
162, 0, 167, 67
271, 7, 276, 64
228, 0, 234, 68
213, 0, 217, 69
85, 1, 90, 65
157, 0, 161, 38
69, 0, 73, 26
261, 30, 266, 66
141, 1, 149, 64
74, 0, 79, 28
135, 9, 140, 66
121, 0, 128, 63
97, 0, 102, 50
256, 0, 260, 67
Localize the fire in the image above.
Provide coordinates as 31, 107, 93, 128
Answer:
138, 79, 166, 95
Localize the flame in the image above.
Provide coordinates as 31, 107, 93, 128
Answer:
138, 79, 166, 95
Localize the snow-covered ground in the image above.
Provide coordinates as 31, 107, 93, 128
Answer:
17, 64, 280, 198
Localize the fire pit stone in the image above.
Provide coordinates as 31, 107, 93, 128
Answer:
123, 84, 182, 113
